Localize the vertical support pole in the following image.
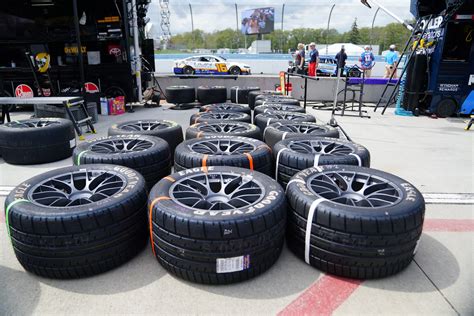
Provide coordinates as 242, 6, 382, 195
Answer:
131, 0, 143, 102
370, 8, 380, 49
73, 0, 85, 95
281, 4, 285, 53
326, 4, 335, 56
189, 4, 195, 48
303, 76, 308, 110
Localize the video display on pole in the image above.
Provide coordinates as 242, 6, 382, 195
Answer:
241, 7, 275, 35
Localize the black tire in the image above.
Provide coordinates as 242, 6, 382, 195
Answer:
186, 122, 262, 140
254, 98, 300, 107
286, 165, 425, 279
229, 66, 241, 75
435, 98, 458, 118
0, 118, 75, 165
254, 111, 316, 134
73, 135, 172, 189
197, 86, 227, 105
148, 166, 287, 284
165, 86, 196, 104
174, 135, 273, 176
248, 90, 282, 110
4, 164, 148, 278
273, 136, 370, 187
108, 120, 183, 159
104, 86, 126, 98
190, 111, 251, 125
183, 66, 195, 75
254, 104, 305, 119
230, 86, 259, 104
264, 122, 340, 148
200, 103, 251, 115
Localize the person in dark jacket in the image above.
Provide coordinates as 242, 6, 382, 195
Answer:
335, 46, 347, 77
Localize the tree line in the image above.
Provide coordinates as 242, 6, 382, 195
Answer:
165, 19, 412, 54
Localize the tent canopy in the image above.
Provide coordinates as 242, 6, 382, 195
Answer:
324, 43, 365, 57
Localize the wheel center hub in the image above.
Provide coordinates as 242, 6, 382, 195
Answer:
207, 194, 230, 204
69, 191, 93, 201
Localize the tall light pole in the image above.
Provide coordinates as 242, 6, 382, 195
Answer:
370, 7, 380, 49
326, 4, 335, 55
281, 4, 285, 53
360, 0, 413, 31
235, 3, 239, 49
189, 4, 195, 49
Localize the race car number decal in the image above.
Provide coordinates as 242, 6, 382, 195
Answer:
216, 63, 228, 73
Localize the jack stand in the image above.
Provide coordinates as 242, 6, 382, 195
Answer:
327, 67, 353, 142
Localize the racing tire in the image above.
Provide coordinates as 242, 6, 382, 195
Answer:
108, 119, 183, 159
254, 104, 305, 120
273, 136, 370, 187
73, 135, 172, 189
190, 111, 251, 125
197, 86, 227, 105
254, 111, 316, 134
229, 66, 241, 75
199, 103, 251, 115
183, 66, 195, 75
286, 165, 425, 279
165, 86, 196, 104
254, 98, 300, 107
148, 166, 287, 284
186, 122, 262, 140
174, 136, 273, 176
104, 86, 126, 99
4, 164, 148, 279
230, 86, 260, 104
248, 90, 282, 110
0, 118, 75, 165
264, 122, 339, 148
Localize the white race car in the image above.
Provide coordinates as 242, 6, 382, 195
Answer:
173, 55, 251, 75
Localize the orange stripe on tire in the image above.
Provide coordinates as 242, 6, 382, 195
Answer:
244, 153, 254, 170
148, 196, 171, 257
197, 131, 204, 138
202, 154, 208, 173
164, 176, 175, 182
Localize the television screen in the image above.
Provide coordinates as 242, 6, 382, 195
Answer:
241, 7, 274, 35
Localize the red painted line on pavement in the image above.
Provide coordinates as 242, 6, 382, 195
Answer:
278, 275, 362, 316
424, 219, 474, 232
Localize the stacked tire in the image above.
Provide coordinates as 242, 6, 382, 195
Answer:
73, 135, 172, 189
5, 165, 148, 278
0, 118, 76, 165
148, 166, 287, 284
190, 112, 251, 125
248, 90, 282, 110
186, 122, 262, 140
254, 96, 300, 108
174, 135, 273, 176
108, 119, 183, 158
286, 165, 425, 279
254, 111, 316, 133
274, 136, 371, 187
230, 86, 259, 104
200, 103, 251, 115
264, 121, 340, 148
197, 86, 227, 105
165, 86, 195, 104
254, 104, 305, 119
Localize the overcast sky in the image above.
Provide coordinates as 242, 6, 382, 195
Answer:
147, 0, 413, 37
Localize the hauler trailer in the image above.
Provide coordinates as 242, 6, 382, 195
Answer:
0, 0, 154, 104
409, 0, 474, 117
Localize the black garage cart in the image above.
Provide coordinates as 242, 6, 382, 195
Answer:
0, 0, 153, 105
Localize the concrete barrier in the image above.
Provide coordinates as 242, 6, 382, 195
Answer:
154, 74, 396, 103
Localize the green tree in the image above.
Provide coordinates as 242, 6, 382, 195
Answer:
348, 18, 361, 44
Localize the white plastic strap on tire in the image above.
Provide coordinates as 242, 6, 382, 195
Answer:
281, 132, 288, 140
235, 87, 239, 104
313, 154, 321, 167
262, 101, 267, 106
266, 118, 272, 126
349, 153, 362, 166
285, 178, 305, 193
305, 198, 326, 264
275, 148, 289, 181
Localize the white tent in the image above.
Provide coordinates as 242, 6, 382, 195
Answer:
324, 43, 365, 57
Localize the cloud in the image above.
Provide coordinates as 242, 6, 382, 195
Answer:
148, 0, 413, 36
